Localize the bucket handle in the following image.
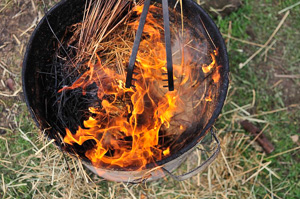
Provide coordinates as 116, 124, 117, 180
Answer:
162, 130, 220, 181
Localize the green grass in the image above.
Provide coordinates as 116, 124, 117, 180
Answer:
0, 104, 38, 198
215, 0, 300, 198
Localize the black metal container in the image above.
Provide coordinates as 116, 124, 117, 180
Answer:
22, 0, 229, 182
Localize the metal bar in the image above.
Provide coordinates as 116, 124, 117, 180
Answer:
162, 0, 174, 91
125, 0, 151, 88
162, 129, 220, 181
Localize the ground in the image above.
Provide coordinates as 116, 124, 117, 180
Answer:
0, 0, 299, 198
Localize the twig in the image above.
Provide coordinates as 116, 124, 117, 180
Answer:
220, 104, 252, 116
237, 116, 268, 123
263, 39, 276, 62
0, 1, 12, 13
0, 87, 22, 97
250, 153, 265, 197
208, 166, 212, 195
30, 0, 36, 11
13, 34, 21, 45
278, 1, 300, 14
248, 104, 299, 117
210, 4, 237, 13
271, 80, 283, 88
266, 146, 300, 159
264, 165, 281, 180
269, 170, 274, 199
220, 150, 237, 185
35, 139, 55, 155
0, 127, 13, 133
231, 101, 251, 116
258, 182, 282, 199
1, 174, 6, 198
0, 61, 15, 76
122, 183, 137, 199
241, 123, 270, 153
274, 74, 300, 78
0, 159, 12, 164
239, 11, 290, 69
19, 128, 39, 152
20, 18, 38, 37
222, 34, 274, 49
241, 121, 274, 154
243, 161, 272, 184
226, 21, 232, 49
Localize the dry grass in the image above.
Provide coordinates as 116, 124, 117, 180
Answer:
2, 88, 292, 198
0, 113, 287, 198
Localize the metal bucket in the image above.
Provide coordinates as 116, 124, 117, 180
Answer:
22, 0, 229, 182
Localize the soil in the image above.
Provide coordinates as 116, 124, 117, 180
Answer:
201, 0, 242, 17
244, 14, 300, 107
266, 52, 300, 106
0, 1, 39, 131
248, 39, 300, 107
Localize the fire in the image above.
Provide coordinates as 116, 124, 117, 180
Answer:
212, 65, 221, 83
60, 4, 222, 170
205, 93, 212, 102
163, 147, 170, 156
202, 52, 217, 73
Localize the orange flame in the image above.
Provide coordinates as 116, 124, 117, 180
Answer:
202, 52, 217, 74
60, 4, 222, 170
212, 65, 221, 83
163, 147, 170, 156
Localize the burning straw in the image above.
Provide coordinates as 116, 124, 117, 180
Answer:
42, 0, 222, 171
